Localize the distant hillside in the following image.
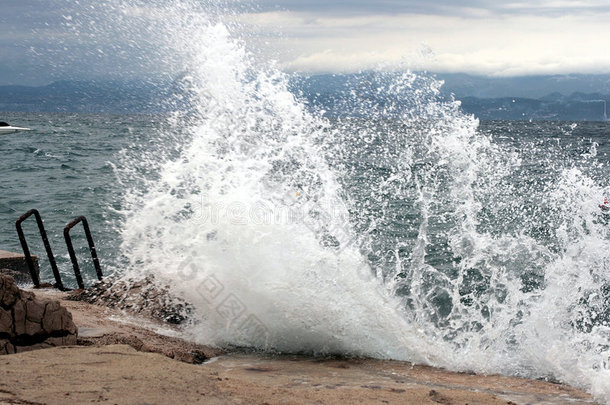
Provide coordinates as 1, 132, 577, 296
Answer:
294, 73, 610, 121
2, 73, 610, 121
459, 95, 608, 121
438, 73, 610, 99
0, 80, 174, 114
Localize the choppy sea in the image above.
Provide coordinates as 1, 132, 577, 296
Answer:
2, 2, 610, 402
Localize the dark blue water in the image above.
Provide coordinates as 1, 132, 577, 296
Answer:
0, 112, 165, 286
1, 112, 608, 291
2, 106, 610, 401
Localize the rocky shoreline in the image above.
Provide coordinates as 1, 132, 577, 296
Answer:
0, 275, 76, 354
0, 275, 600, 404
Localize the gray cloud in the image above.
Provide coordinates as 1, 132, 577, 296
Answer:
2, 0, 610, 85
0, 0, 91, 85
248, 0, 488, 16
246, 0, 610, 17
0, 0, 185, 85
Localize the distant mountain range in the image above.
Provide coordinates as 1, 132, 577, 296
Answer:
438, 73, 610, 99
294, 73, 610, 121
0, 80, 173, 114
1, 73, 610, 121
440, 73, 610, 121
459, 94, 608, 121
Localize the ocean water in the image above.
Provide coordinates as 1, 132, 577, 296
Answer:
2, 1, 610, 403
0, 112, 159, 285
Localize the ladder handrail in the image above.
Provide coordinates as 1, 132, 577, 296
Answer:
63, 216, 103, 289
15, 209, 64, 290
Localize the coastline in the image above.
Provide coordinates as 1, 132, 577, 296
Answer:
0, 288, 598, 405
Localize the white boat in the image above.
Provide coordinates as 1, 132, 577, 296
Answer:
0, 122, 31, 134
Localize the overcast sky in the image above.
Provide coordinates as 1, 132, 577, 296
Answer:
2, 0, 610, 85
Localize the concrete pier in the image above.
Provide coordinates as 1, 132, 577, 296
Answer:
0, 249, 38, 285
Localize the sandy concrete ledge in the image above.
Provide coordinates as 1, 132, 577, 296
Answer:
0, 288, 599, 405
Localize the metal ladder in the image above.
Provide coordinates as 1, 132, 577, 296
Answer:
15, 209, 103, 290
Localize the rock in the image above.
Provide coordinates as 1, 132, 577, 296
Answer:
0, 249, 39, 285
0, 274, 77, 355
0, 307, 12, 333
0, 274, 21, 307
67, 275, 192, 325
0, 268, 31, 285
12, 299, 27, 335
